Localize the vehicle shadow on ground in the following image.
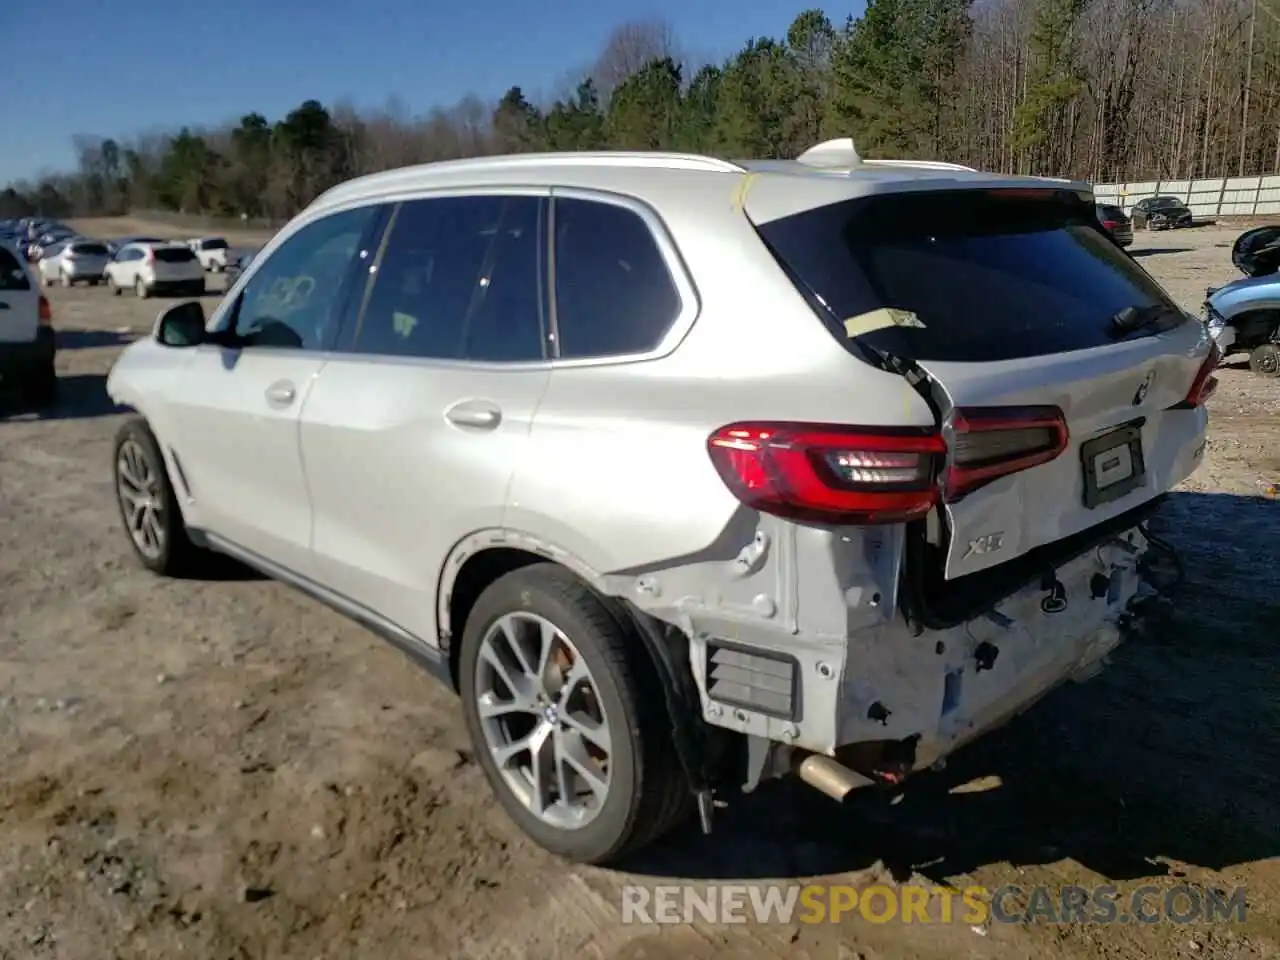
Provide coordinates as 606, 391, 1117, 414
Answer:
0, 373, 123, 421
57, 329, 137, 350
623, 490, 1280, 886
1130, 247, 1194, 257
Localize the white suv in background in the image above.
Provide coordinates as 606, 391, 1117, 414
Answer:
0, 241, 57, 405
187, 236, 230, 272
105, 242, 206, 299
105, 142, 1215, 865
37, 238, 111, 287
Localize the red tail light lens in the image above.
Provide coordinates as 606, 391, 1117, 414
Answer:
944, 406, 1069, 500
707, 423, 945, 525
37, 295, 52, 326
1102, 220, 1118, 229
1181, 344, 1221, 407
144, 250, 155, 264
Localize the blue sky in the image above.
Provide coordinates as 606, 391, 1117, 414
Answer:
0, 0, 856, 185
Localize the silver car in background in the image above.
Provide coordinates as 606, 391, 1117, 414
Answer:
36, 239, 111, 287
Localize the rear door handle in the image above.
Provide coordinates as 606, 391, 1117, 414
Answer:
264, 380, 296, 406
444, 399, 502, 430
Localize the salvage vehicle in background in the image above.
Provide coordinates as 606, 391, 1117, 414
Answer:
1131, 196, 1193, 230
1206, 273, 1280, 377
105, 140, 1214, 865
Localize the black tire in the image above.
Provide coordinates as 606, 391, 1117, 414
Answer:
24, 367, 58, 407
1250, 343, 1280, 378
112, 418, 206, 576
458, 564, 691, 864
135, 277, 148, 299
108, 275, 121, 296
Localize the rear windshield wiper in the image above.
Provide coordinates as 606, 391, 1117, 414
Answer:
1108, 303, 1185, 338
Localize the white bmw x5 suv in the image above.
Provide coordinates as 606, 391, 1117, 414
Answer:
106, 140, 1216, 864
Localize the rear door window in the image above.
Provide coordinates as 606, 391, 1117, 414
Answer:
349, 195, 546, 363
756, 189, 1182, 364
0, 247, 30, 291
552, 197, 681, 359
71, 243, 108, 256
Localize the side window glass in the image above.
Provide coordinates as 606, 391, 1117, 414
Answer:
353, 195, 544, 362
0, 248, 30, 291
233, 206, 378, 351
552, 197, 681, 359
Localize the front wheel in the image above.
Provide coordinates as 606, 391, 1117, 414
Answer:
1250, 343, 1280, 378
458, 564, 690, 864
112, 418, 205, 576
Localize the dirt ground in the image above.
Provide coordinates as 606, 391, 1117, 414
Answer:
0, 217, 1276, 960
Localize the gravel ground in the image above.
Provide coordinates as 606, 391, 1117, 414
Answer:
0, 218, 1276, 960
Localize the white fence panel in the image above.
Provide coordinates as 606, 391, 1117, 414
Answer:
1090, 174, 1280, 218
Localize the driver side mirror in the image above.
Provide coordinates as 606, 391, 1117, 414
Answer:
154, 300, 207, 347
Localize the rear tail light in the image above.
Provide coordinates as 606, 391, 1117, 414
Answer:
38, 295, 51, 326
708, 407, 1071, 524
144, 250, 155, 265
945, 406, 1069, 500
1102, 220, 1118, 230
707, 423, 944, 525
1180, 344, 1221, 408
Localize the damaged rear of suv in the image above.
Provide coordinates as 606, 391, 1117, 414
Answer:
105, 141, 1215, 867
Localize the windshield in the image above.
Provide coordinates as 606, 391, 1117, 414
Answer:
756, 188, 1182, 363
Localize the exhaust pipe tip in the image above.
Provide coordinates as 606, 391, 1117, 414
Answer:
795, 753, 875, 801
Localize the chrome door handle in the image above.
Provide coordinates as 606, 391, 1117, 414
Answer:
445, 400, 501, 429
264, 381, 296, 405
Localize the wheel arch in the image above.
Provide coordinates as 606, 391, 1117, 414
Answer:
437, 528, 613, 689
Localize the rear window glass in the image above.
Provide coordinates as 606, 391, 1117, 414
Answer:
1098, 205, 1126, 220
71, 243, 108, 256
756, 189, 1181, 363
154, 247, 197, 263
200, 238, 228, 250
0, 247, 30, 291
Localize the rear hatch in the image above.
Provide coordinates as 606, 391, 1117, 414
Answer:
66, 242, 109, 272
151, 245, 201, 280
0, 244, 39, 342
749, 181, 1214, 584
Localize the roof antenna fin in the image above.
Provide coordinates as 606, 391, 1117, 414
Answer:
796, 137, 862, 168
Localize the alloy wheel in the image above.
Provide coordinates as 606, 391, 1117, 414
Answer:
116, 439, 165, 560
473, 612, 613, 830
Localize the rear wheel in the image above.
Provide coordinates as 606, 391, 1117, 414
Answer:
458, 564, 691, 864
59, 272, 71, 288
1250, 343, 1280, 378
135, 277, 148, 299
112, 418, 204, 576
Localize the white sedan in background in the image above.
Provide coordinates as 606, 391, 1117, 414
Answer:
105, 242, 206, 299
37, 239, 111, 287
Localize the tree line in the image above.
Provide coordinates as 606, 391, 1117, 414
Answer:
1, 0, 1274, 222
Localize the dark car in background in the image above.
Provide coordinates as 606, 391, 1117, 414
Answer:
1095, 202, 1133, 247
1131, 196, 1193, 231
